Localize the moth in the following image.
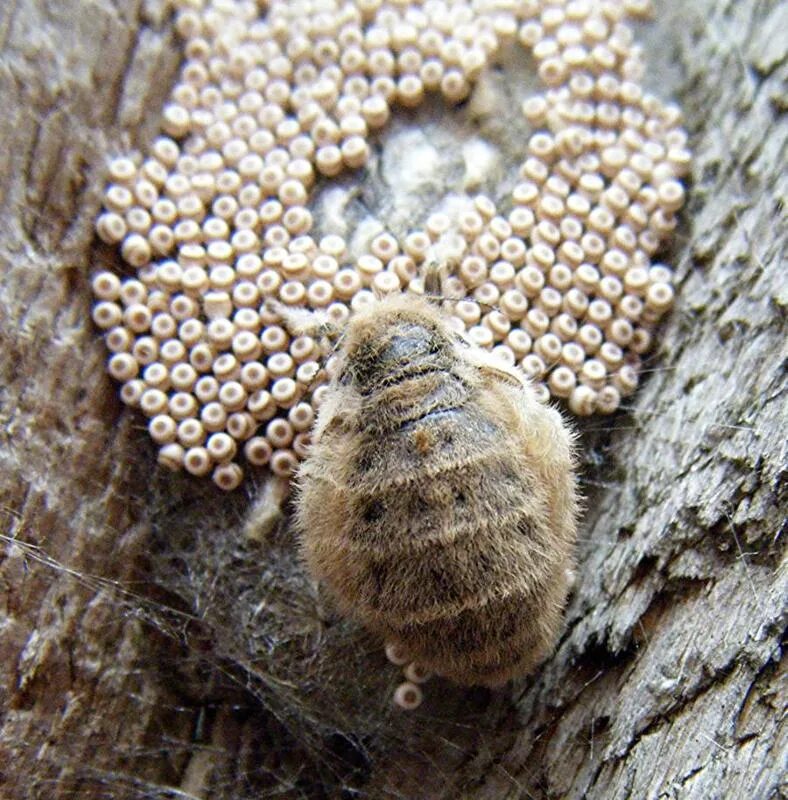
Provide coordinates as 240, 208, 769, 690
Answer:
294, 290, 579, 694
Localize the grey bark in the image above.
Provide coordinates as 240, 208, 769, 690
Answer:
0, 1, 785, 799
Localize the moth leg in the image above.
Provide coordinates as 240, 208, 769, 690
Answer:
263, 298, 341, 341
243, 475, 290, 542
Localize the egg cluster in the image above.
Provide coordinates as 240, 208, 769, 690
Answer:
92, 0, 689, 491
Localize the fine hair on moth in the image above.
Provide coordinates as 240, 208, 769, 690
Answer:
268, 263, 580, 709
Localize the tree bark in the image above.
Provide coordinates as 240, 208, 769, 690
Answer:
0, 1, 785, 799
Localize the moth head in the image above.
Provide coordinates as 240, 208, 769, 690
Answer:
336, 294, 456, 392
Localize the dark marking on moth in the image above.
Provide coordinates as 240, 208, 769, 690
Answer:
362, 500, 385, 523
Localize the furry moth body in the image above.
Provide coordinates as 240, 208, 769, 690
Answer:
295, 294, 579, 687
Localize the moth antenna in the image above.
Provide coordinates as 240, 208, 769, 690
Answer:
420, 257, 466, 307
422, 259, 445, 300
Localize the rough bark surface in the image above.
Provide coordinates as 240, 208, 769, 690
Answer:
0, 1, 785, 799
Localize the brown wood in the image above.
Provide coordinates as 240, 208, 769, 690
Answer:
0, 1, 784, 798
